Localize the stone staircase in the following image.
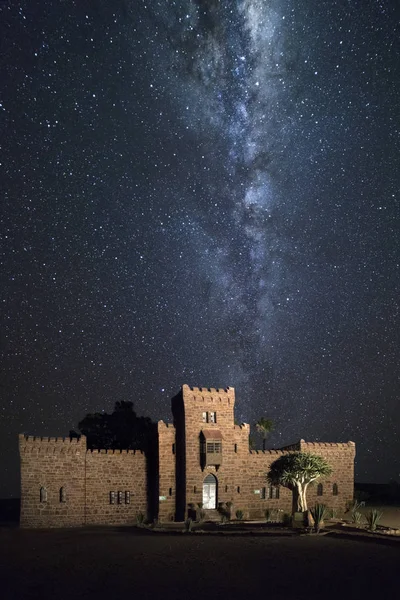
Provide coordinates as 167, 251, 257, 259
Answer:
203, 509, 220, 522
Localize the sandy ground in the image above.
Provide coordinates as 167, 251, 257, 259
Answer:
0, 526, 398, 600
358, 505, 400, 529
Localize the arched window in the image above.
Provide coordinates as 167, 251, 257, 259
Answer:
317, 483, 323, 496
333, 483, 338, 496
40, 487, 47, 503
60, 487, 67, 503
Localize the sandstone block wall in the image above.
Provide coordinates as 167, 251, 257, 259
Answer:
298, 440, 355, 512
19, 435, 86, 528
157, 421, 176, 522
85, 449, 147, 525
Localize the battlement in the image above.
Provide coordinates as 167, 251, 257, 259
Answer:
234, 423, 250, 430
182, 384, 235, 405
157, 421, 176, 430
250, 449, 291, 458
300, 440, 356, 450
87, 449, 144, 456
19, 434, 87, 453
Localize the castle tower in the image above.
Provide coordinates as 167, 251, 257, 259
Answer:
171, 384, 250, 520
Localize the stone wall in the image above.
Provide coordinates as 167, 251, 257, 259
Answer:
85, 449, 147, 525
19, 434, 147, 528
298, 440, 355, 513
19, 434, 86, 528
157, 421, 176, 522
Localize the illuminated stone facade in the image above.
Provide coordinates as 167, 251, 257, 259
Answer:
19, 384, 355, 527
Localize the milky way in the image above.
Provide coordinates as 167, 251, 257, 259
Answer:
1, 1, 399, 495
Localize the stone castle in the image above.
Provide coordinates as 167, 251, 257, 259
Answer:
19, 384, 356, 527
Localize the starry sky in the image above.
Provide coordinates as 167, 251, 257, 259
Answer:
1, 1, 399, 497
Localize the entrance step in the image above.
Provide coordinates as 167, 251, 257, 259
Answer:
203, 509, 220, 522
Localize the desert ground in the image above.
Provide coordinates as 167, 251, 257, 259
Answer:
0, 526, 398, 600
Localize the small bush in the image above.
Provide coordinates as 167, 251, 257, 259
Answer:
351, 511, 363, 525
197, 509, 206, 522
265, 508, 272, 522
184, 517, 193, 532
136, 512, 145, 526
365, 509, 383, 531
310, 503, 328, 533
282, 513, 291, 526
329, 507, 338, 519
235, 509, 244, 520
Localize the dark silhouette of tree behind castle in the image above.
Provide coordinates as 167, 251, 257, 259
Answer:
70, 401, 154, 451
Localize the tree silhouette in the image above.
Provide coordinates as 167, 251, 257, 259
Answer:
70, 401, 154, 451
255, 417, 274, 450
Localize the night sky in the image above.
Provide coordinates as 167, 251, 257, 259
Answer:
1, 1, 399, 498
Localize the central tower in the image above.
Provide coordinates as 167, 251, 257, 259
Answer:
172, 384, 249, 519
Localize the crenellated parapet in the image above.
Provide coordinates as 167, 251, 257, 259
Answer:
157, 421, 176, 430
182, 383, 235, 406
19, 434, 87, 453
250, 448, 293, 458
87, 449, 144, 456
299, 440, 356, 449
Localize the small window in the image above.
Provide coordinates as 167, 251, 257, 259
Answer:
169, 487, 172, 496
225, 485, 228, 493
172, 443, 176, 454
317, 483, 323, 496
125, 491, 130, 504
269, 486, 279, 499
333, 483, 338, 496
237, 486, 240, 494
234, 443, 238, 453
117, 491, 123, 504
110, 491, 116, 505
60, 487, 67, 503
40, 487, 47, 503
261, 487, 266, 500
194, 486, 197, 493
202, 412, 208, 423
209, 412, 216, 423
206, 442, 221, 453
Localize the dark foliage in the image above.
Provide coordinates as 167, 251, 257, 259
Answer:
70, 401, 155, 451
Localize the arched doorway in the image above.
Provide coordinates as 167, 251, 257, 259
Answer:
203, 473, 217, 509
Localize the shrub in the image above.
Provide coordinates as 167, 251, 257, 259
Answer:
197, 509, 206, 522
310, 503, 328, 533
329, 507, 338, 519
282, 513, 292, 526
351, 511, 363, 525
136, 512, 145, 526
184, 517, 193, 532
235, 509, 244, 520
265, 509, 272, 522
365, 509, 383, 531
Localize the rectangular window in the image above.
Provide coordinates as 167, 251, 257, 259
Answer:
206, 442, 221, 453
269, 486, 279, 499
169, 487, 172, 496
117, 491, 123, 504
237, 486, 241, 494
125, 491, 130, 504
110, 491, 116, 505
261, 487, 266, 499
172, 443, 176, 454
225, 485, 228, 493
202, 412, 208, 423
209, 412, 216, 423
234, 443, 238, 453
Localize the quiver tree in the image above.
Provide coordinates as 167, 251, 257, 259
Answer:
255, 417, 274, 450
267, 452, 332, 512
